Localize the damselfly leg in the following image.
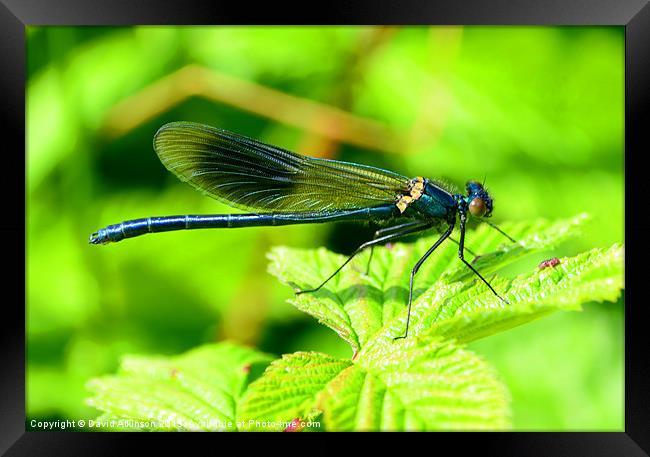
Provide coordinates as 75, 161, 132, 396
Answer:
458, 214, 509, 305
394, 223, 455, 340
364, 220, 431, 275
297, 221, 433, 295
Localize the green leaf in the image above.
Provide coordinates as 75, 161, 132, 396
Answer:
446, 212, 589, 279
238, 337, 510, 431
248, 214, 623, 430
237, 352, 351, 431
330, 337, 510, 430
268, 214, 623, 351
422, 244, 624, 344
85, 342, 272, 431
85, 215, 623, 432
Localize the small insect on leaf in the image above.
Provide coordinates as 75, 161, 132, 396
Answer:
538, 257, 561, 270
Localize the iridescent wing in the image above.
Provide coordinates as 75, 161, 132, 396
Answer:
153, 122, 410, 214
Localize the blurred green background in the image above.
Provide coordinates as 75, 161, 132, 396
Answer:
26, 26, 624, 430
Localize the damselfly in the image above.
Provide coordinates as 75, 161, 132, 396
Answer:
90, 122, 515, 339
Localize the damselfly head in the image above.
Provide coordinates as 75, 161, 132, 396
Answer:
466, 180, 493, 218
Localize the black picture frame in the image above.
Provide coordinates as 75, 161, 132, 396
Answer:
4, 0, 647, 454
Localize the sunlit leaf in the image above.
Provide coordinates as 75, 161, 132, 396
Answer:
237, 352, 351, 431
239, 337, 509, 431
86, 343, 272, 431
268, 214, 622, 353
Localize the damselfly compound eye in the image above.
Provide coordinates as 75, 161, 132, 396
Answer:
469, 197, 487, 217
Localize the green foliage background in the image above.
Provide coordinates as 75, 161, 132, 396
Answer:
27, 26, 624, 430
